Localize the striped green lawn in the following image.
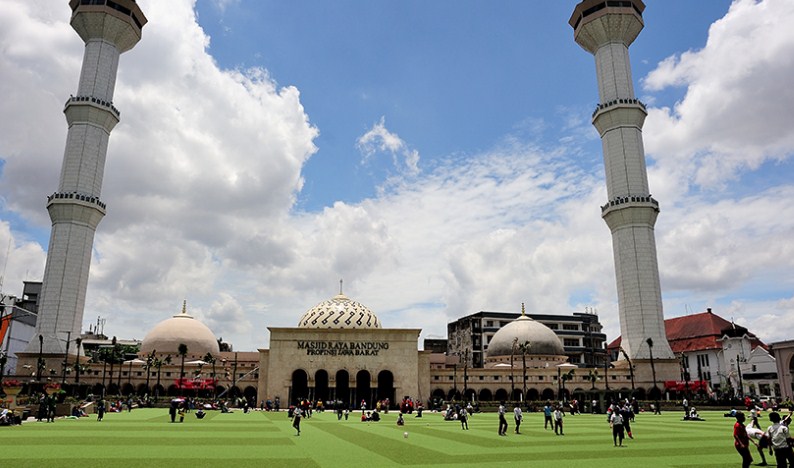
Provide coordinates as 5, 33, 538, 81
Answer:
0, 408, 743, 467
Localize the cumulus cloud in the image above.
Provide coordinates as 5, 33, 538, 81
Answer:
643, 0, 794, 190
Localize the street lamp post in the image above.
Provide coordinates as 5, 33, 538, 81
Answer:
557, 362, 576, 403
463, 348, 469, 401
74, 337, 82, 393
60, 330, 72, 387
647, 338, 657, 397
510, 337, 517, 402
36, 334, 45, 385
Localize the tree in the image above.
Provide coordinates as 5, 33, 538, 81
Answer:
203, 353, 217, 398
517, 341, 531, 401
587, 369, 600, 390
143, 349, 157, 396
178, 343, 188, 388
154, 354, 172, 400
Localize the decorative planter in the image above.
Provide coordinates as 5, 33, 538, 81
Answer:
2, 386, 23, 408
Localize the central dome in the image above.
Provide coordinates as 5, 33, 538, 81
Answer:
140, 303, 220, 357
486, 314, 565, 358
297, 293, 381, 329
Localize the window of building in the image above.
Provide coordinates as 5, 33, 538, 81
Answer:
479, 376, 484, 381
563, 324, 579, 331
486, 320, 494, 327
448, 376, 453, 381
548, 324, 558, 330
493, 376, 499, 381
563, 338, 580, 347
433, 376, 439, 381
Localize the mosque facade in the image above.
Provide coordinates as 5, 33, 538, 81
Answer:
14, 292, 647, 409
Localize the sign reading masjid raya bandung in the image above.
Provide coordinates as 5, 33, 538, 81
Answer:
297, 340, 389, 356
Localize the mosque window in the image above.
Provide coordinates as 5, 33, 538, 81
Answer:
563, 324, 579, 331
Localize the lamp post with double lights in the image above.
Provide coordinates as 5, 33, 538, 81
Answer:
556, 362, 576, 403
647, 338, 658, 398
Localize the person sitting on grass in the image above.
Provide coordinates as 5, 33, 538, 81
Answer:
396, 413, 405, 426
195, 409, 206, 419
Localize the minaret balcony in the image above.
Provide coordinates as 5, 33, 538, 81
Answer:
592, 98, 647, 135
64, 96, 120, 132
601, 196, 659, 231
46, 192, 107, 228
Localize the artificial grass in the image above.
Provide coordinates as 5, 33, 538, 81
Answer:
0, 408, 744, 467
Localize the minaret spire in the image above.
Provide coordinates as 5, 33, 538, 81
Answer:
26, 0, 147, 354
569, 0, 674, 361
339, 279, 344, 295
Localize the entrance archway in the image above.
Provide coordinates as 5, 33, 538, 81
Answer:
479, 388, 492, 402
376, 370, 394, 407
291, 369, 309, 405
494, 388, 508, 402
541, 388, 555, 401
335, 370, 350, 407
315, 369, 329, 403
355, 370, 371, 409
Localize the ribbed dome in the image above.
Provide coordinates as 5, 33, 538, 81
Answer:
486, 315, 565, 358
140, 303, 220, 357
297, 293, 381, 329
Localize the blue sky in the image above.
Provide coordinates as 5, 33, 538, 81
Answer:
1, 0, 793, 351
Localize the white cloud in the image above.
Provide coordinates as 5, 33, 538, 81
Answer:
643, 0, 794, 190
357, 117, 420, 176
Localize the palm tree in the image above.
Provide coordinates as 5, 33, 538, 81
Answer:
518, 341, 531, 401
143, 349, 156, 396
203, 352, 217, 399
587, 369, 600, 390
154, 355, 171, 400
178, 343, 188, 390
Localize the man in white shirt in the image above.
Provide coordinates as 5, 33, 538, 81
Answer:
497, 401, 508, 436
513, 404, 523, 434
745, 422, 769, 466
766, 411, 794, 467
554, 406, 564, 435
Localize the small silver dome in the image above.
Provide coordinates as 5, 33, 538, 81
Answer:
486, 314, 565, 357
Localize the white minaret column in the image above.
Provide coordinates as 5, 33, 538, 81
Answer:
569, 0, 674, 361
28, 0, 147, 355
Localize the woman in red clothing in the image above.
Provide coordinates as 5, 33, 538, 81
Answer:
734, 412, 753, 468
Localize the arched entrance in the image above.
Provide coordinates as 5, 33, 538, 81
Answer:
541, 388, 555, 401
494, 388, 508, 402
335, 370, 350, 407
376, 370, 394, 407
315, 369, 329, 403
463, 388, 477, 403
291, 369, 309, 405
527, 388, 539, 401
355, 370, 371, 409
243, 386, 257, 402
479, 388, 493, 402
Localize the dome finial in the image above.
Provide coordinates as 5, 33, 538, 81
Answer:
182, 299, 187, 315
521, 303, 525, 316
339, 278, 344, 295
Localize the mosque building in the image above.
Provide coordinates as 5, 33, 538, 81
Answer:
13, 291, 643, 410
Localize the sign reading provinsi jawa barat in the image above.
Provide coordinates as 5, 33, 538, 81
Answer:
297, 340, 389, 356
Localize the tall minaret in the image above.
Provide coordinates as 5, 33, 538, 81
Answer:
569, 1, 674, 361
27, 0, 147, 354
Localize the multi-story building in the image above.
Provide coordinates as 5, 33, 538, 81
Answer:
608, 308, 776, 398
447, 310, 607, 369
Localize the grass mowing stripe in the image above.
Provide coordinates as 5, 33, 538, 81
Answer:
0, 409, 746, 467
